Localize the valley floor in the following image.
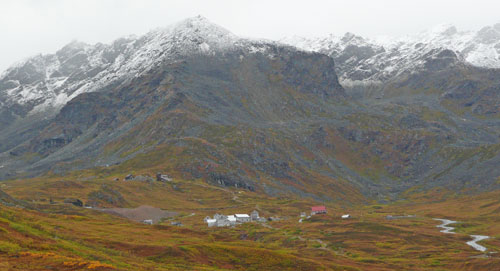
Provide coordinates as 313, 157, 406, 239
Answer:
1, 174, 500, 270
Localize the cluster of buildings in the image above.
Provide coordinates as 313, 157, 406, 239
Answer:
205, 210, 265, 227
205, 206, 351, 227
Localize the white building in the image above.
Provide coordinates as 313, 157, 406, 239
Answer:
235, 214, 250, 223
206, 219, 217, 227
227, 215, 237, 225
214, 213, 226, 220
205, 212, 262, 227
341, 214, 351, 219
217, 218, 231, 227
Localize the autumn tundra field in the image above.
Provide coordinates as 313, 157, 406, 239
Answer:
1, 165, 500, 270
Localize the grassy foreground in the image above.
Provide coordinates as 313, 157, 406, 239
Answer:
1, 172, 500, 270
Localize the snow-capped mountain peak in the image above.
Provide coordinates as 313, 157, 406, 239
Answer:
169, 15, 236, 41
427, 23, 458, 36
0, 16, 249, 116
282, 23, 500, 84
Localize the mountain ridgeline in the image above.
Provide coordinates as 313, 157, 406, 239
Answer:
0, 16, 499, 202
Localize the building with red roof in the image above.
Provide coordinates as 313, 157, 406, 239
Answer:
311, 206, 327, 215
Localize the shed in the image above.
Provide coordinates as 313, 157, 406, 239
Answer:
341, 214, 351, 219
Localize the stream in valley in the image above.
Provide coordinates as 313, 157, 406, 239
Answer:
434, 218, 490, 252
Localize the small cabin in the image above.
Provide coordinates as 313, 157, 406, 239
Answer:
311, 206, 327, 215
341, 214, 351, 219
142, 219, 153, 225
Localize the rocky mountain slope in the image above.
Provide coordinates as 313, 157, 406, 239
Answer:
284, 23, 499, 130
0, 17, 499, 202
1, 16, 363, 200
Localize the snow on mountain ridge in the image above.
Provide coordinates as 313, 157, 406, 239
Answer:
380, 23, 500, 70
282, 23, 500, 84
3, 18, 500, 115
0, 16, 277, 115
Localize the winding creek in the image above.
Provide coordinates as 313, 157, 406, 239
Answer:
434, 218, 490, 252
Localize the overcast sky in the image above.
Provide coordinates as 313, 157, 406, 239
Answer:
1, 0, 499, 72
